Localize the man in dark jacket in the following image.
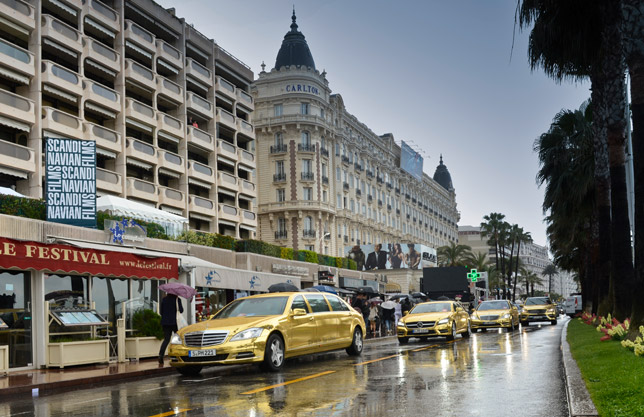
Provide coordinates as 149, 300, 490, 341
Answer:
159, 293, 183, 364
365, 244, 388, 270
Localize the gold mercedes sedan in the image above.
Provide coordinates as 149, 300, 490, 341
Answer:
520, 296, 558, 326
397, 301, 471, 344
470, 300, 519, 331
168, 292, 366, 375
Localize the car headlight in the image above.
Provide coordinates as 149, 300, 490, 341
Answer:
547, 308, 556, 313
437, 318, 449, 325
398, 322, 406, 328
170, 333, 182, 345
472, 314, 480, 320
230, 327, 264, 342
502, 313, 510, 319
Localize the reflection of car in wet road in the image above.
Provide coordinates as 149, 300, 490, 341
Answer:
168, 292, 366, 375
397, 300, 471, 344
521, 296, 558, 326
471, 300, 519, 331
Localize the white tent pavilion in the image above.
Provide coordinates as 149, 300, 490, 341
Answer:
0, 186, 26, 197
96, 195, 187, 236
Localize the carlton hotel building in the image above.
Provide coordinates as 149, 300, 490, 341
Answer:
0, 0, 257, 238
253, 13, 459, 257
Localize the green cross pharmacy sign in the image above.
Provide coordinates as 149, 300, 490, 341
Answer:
467, 269, 480, 282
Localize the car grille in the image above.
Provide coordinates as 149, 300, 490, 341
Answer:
184, 331, 229, 347
528, 309, 546, 314
479, 315, 500, 321
407, 321, 436, 328
180, 354, 229, 362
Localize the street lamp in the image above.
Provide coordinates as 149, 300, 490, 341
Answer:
319, 232, 330, 253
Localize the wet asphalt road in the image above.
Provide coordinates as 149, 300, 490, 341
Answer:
0, 317, 569, 417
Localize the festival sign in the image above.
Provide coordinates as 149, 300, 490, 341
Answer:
45, 137, 97, 228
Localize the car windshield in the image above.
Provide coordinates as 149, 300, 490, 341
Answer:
213, 297, 289, 319
477, 301, 509, 311
525, 297, 551, 306
411, 302, 452, 313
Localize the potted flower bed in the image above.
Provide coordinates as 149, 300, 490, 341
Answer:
125, 309, 163, 360
47, 336, 110, 368
0, 344, 8, 373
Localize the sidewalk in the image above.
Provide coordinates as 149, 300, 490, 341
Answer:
561, 320, 599, 417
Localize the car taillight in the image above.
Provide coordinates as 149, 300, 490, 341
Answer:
575, 298, 578, 306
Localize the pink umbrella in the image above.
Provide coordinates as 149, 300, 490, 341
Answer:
159, 282, 197, 299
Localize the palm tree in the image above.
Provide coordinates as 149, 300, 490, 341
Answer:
497, 221, 511, 299
542, 264, 558, 295
480, 213, 506, 275
437, 242, 472, 267
464, 251, 491, 273
512, 228, 532, 301
521, 267, 544, 298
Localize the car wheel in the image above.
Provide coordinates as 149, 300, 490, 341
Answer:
551, 319, 558, 325
462, 321, 472, 338
346, 327, 364, 356
398, 337, 409, 344
262, 333, 285, 372
446, 323, 456, 341
176, 365, 203, 376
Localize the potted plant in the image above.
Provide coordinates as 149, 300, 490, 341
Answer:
47, 335, 110, 368
125, 309, 163, 360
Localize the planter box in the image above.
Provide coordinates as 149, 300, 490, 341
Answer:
0, 345, 7, 374
47, 339, 110, 368
125, 336, 162, 360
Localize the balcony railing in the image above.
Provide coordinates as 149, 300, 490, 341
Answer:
366, 170, 374, 178
376, 177, 384, 184
354, 163, 362, 172
322, 175, 329, 185
395, 187, 400, 194
320, 147, 329, 157
378, 199, 383, 207
273, 173, 286, 182
343, 182, 349, 191
367, 195, 373, 202
275, 231, 288, 239
301, 172, 314, 181
387, 204, 392, 211
356, 189, 361, 197
270, 144, 287, 153
298, 143, 315, 152
341, 155, 350, 165
303, 229, 316, 238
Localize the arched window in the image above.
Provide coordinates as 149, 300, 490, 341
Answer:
304, 216, 313, 231
301, 131, 310, 146
274, 132, 283, 146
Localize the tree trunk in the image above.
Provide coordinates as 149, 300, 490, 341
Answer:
512, 241, 521, 302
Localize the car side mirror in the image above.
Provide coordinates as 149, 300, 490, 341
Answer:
291, 308, 307, 316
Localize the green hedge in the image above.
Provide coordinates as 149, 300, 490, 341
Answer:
295, 249, 318, 264
280, 247, 294, 260
0, 195, 46, 220
235, 239, 281, 258
131, 309, 163, 340
174, 230, 235, 250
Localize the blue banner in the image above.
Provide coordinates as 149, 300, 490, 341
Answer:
400, 141, 424, 181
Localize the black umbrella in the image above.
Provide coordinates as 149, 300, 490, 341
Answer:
411, 292, 427, 299
302, 287, 320, 292
437, 295, 450, 301
268, 282, 300, 293
356, 286, 377, 295
388, 294, 411, 300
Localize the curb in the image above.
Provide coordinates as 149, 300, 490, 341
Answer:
561, 320, 599, 417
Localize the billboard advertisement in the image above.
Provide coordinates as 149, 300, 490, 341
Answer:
45, 137, 96, 228
400, 140, 423, 181
345, 243, 437, 271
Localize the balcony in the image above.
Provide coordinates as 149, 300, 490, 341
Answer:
124, 59, 155, 91
405, 193, 411, 200
188, 195, 215, 217
396, 209, 400, 215
218, 203, 238, 223
322, 175, 329, 185
343, 236, 349, 243
376, 177, 384, 184
273, 173, 286, 183
216, 108, 236, 130
0, 0, 35, 31
270, 144, 287, 154
0, 139, 34, 175
216, 139, 238, 162
240, 210, 257, 227
274, 231, 287, 240
83, 79, 120, 114
41, 60, 82, 97
355, 189, 361, 197
158, 185, 185, 210
156, 76, 183, 104
83, 37, 120, 75
215, 75, 235, 101
378, 199, 383, 207
41, 107, 82, 139
354, 163, 362, 172
320, 147, 329, 158
124, 20, 155, 55
155, 39, 182, 71
236, 89, 254, 111
187, 91, 213, 119
217, 171, 238, 191
387, 182, 393, 190
126, 177, 157, 203
237, 119, 255, 139
367, 195, 373, 203
83, 0, 119, 33
42, 14, 82, 53
239, 179, 256, 198
125, 98, 156, 128
158, 150, 184, 176
186, 57, 212, 88
83, 123, 120, 154
301, 172, 314, 181
341, 155, 350, 165
343, 182, 349, 191
395, 187, 400, 194
366, 170, 374, 179
303, 229, 316, 239
126, 138, 156, 166
188, 160, 214, 183
156, 112, 184, 140
387, 204, 392, 211
187, 126, 214, 152
0, 88, 34, 126
96, 168, 121, 194
0, 38, 34, 80
298, 143, 315, 153
238, 149, 255, 169
412, 197, 417, 204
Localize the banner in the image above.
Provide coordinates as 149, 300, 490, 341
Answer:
45, 137, 96, 228
400, 141, 424, 181
0, 237, 178, 279
195, 265, 301, 292
345, 243, 437, 271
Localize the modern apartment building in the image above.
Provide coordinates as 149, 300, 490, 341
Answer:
252, 12, 459, 257
0, 0, 257, 238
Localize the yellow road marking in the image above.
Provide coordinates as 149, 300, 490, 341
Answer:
241, 370, 336, 395
412, 344, 439, 352
353, 353, 401, 366
148, 408, 191, 417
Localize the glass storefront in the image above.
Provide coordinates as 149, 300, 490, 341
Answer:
0, 270, 32, 368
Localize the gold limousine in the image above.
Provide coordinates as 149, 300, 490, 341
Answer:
520, 296, 558, 326
397, 301, 471, 344
470, 300, 520, 331
168, 292, 366, 375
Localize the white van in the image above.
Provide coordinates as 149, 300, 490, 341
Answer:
564, 294, 582, 317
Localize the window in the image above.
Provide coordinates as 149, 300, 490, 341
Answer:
304, 216, 313, 229
302, 159, 312, 173
337, 193, 342, 208
320, 108, 325, 118
305, 294, 330, 312
301, 131, 311, 146
305, 245, 315, 251
277, 188, 285, 202
322, 190, 327, 202
277, 217, 287, 232
291, 295, 310, 312
336, 167, 341, 181
335, 143, 340, 156
303, 187, 312, 200
275, 160, 284, 175
274, 104, 283, 117
274, 132, 283, 146
321, 163, 327, 176
301, 102, 309, 115
326, 295, 349, 312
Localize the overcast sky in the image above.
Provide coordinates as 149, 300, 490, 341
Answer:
157, 0, 591, 248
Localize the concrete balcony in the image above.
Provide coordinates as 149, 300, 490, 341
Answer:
124, 59, 155, 91
0, 88, 34, 126
188, 195, 216, 217
157, 149, 184, 176
187, 160, 214, 184
124, 20, 155, 55
0, 39, 34, 81
83, 0, 119, 33
156, 76, 183, 104
238, 149, 255, 169
82, 79, 120, 114
215, 76, 235, 101
156, 112, 183, 140
217, 171, 238, 192
158, 185, 185, 210
155, 39, 182, 72
126, 177, 157, 203
41, 107, 82, 139
0, 0, 35, 31
186, 91, 213, 120
83, 37, 120, 75
218, 203, 238, 223
125, 138, 156, 166
0, 139, 34, 175
83, 123, 121, 154
125, 98, 156, 129
96, 167, 121, 194
236, 119, 255, 140
216, 139, 237, 162
185, 57, 212, 88
238, 179, 256, 198
236, 89, 254, 112
41, 60, 82, 98
187, 126, 214, 152
41, 14, 81, 53
240, 210, 257, 227
216, 108, 236, 131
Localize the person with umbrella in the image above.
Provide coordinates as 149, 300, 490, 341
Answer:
158, 283, 195, 365
381, 299, 396, 336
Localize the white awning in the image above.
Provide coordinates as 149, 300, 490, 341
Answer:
186, 43, 209, 61
0, 15, 29, 37
96, 147, 117, 159
188, 213, 213, 222
157, 130, 180, 144
85, 59, 117, 78
0, 165, 28, 178
188, 177, 211, 190
125, 117, 153, 133
126, 157, 152, 170
218, 219, 237, 227
43, 38, 78, 59
185, 75, 209, 93
43, 84, 77, 103
125, 40, 152, 60
0, 66, 29, 85
239, 225, 256, 232
217, 189, 236, 198
49, 0, 77, 16
157, 58, 179, 75
85, 102, 116, 119
158, 168, 181, 179
84, 17, 115, 39
159, 205, 184, 216
96, 195, 187, 232
0, 115, 30, 132
216, 155, 235, 166
194, 264, 300, 292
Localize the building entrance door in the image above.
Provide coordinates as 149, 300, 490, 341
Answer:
0, 270, 32, 368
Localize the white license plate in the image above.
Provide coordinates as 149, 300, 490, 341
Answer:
484, 322, 496, 326
532, 316, 545, 320
189, 349, 216, 357
413, 328, 430, 334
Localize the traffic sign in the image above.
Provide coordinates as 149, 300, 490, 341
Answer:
467, 269, 480, 282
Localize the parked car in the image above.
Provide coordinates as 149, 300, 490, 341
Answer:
168, 292, 366, 375
471, 300, 520, 332
520, 297, 558, 326
564, 294, 583, 317
397, 300, 471, 344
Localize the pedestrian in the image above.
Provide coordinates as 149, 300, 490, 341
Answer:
382, 304, 394, 336
394, 300, 402, 328
159, 293, 183, 364
368, 302, 378, 335
401, 296, 413, 315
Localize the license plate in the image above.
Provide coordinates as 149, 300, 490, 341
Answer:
484, 322, 496, 326
413, 328, 429, 334
189, 349, 216, 357
532, 316, 545, 320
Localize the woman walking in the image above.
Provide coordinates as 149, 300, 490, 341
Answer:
158, 293, 183, 364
